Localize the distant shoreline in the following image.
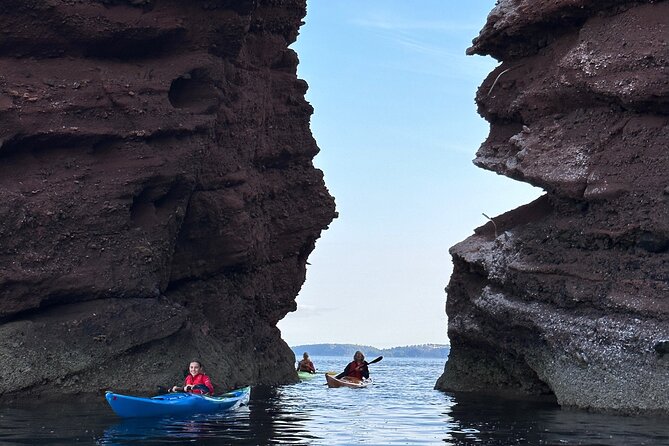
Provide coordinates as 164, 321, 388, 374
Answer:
291, 343, 450, 358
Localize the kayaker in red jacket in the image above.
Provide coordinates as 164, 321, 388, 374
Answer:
297, 352, 316, 374
342, 351, 369, 379
171, 360, 215, 394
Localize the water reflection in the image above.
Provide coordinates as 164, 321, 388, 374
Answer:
0, 401, 109, 445
0, 358, 667, 445
98, 385, 319, 445
443, 391, 669, 445
443, 392, 559, 445
246, 385, 318, 445
99, 410, 250, 444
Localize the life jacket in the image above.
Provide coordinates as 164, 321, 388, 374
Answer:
345, 361, 366, 379
298, 359, 315, 372
184, 373, 214, 394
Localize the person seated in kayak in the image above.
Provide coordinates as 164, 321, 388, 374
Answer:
171, 360, 215, 394
341, 351, 369, 379
297, 352, 316, 374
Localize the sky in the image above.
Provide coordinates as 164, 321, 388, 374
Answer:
277, 0, 542, 349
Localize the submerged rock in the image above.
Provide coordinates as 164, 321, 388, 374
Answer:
436, 0, 669, 416
0, 0, 335, 398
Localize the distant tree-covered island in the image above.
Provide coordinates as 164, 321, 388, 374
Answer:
291, 343, 450, 358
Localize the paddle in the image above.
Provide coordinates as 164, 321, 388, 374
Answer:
334, 356, 383, 380
192, 384, 211, 394
162, 383, 211, 394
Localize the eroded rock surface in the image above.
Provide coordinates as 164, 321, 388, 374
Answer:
436, 0, 669, 415
0, 0, 335, 398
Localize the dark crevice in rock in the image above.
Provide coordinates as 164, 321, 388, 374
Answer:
200, 0, 258, 15
99, 0, 155, 9
81, 29, 186, 61
129, 177, 193, 232
168, 69, 220, 114
0, 133, 107, 159
474, 195, 554, 240
0, 290, 93, 324
255, 151, 313, 171
438, 339, 557, 400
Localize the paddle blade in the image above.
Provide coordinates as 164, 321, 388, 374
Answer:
193, 384, 211, 394
367, 356, 383, 365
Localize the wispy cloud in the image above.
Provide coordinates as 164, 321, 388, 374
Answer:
351, 17, 481, 33
389, 33, 462, 59
361, 30, 496, 81
347, 13, 492, 81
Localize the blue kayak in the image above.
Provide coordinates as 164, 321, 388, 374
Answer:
105, 386, 250, 418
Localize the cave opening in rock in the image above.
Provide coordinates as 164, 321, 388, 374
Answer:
168, 70, 219, 114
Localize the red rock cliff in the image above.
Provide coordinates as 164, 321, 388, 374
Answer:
0, 0, 335, 397
436, 0, 669, 415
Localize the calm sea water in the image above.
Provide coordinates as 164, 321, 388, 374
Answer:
0, 356, 666, 445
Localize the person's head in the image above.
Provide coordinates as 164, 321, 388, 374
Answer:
353, 351, 364, 363
189, 360, 203, 376
302, 352, 310, 360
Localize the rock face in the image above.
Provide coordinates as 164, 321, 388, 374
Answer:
0, 0, 335, 398
436, 0, 669, 415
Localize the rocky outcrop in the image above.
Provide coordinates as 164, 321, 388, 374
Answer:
436, 0, 669, 415
0, 0, 335, 399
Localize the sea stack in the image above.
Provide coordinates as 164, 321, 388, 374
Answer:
436, 0, 669, 416
0, 0, 335, 398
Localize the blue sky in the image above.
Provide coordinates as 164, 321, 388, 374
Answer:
278, 0, 541, 349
